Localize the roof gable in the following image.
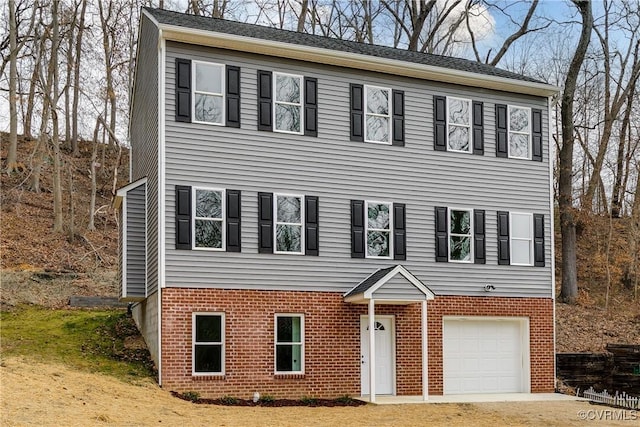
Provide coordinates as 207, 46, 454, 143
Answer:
344, 265, 435, 304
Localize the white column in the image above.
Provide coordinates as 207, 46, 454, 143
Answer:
368, 298, 376, 403
422, 299, 428, 401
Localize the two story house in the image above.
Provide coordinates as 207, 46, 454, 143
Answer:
116, 7, 558, 401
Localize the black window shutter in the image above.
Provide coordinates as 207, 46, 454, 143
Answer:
497, 211, 510, 265
434, 95, 446, 151
226, 65, 241, 128
350, 84, 364, 142
304, 77, 318, 137
393, 203, 406, 260
226, 190, 241, 252
532, 109, 543, 161
392, 90, 405, 146
496, 104, 508, 157
534, 213, 545, 266
305, 196, 319, 256
258, 192, 273, 253
175, 185, 192, 249
351, 200, 365, 258
473, 209, 486, 264
175, 59, 191, 123
435, 206, 448, 262
472, 101, 484, 155
257, 70, 272, 131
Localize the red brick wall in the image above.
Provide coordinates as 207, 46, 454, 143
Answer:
161, 288, 554, 398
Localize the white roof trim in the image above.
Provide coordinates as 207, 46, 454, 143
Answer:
113, 177, 148, 209
344, 265, 435, 304
149, 16, 559, 97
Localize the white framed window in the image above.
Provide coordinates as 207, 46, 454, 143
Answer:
192, 61, 225, 125
274, 194, 304, 254
448, 208, 473, 262
275, 314, 304, 374
366, 200, 392, 258
274, 72, 303, 134
510, 212, 533, 265
364, 85, 391, 144
192, 313, 225, 375
447, 97, 472, 153
193, 187, 225, 250
508, 105, 531, 159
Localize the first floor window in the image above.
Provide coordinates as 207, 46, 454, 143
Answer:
275, 315, 304, 373
447, 97, 472, 152
365, 85, 391, 143
193, 313, 224, 374
366, 201, 392, 258
274, 72, 302, 133
508, 105, 531, 159
449, 208, 472, 262
275, 194, 304, 254
193, 61, 224, 124
510, 212, 533, 265
193, 188, 224, 250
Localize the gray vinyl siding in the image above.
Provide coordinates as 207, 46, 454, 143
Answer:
162, 42, 553, 298
125, 184, 147, 298
372, 276, 427, 301
130, 15, 159, 295
118, 206, 124, 298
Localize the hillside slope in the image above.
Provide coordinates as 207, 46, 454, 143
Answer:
1, 133, 638, 351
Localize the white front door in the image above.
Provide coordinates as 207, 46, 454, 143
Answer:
360, 316, 394, 395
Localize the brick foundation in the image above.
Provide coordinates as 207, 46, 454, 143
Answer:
160, 288, 554, 398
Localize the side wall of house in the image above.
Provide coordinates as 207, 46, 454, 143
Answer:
162, 42, 553, 299
160, 289, 554, 398
125, 183, 147, 298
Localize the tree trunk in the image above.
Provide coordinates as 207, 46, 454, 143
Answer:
6, 0, 19, 173
88, 119, 100, 231
558, 0, 593, 304
51, 0, 64, 232
72, 0, 87, 156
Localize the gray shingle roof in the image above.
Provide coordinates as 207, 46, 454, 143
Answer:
144, 7, 543, 84
344, 266, 397, 298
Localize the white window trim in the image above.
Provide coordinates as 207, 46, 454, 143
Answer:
365, 200, 393, 259
192, 312, 225, 376
273, 193, 305, 255
192, 60, 225, 126
274, 313, 305, 375
507, 105, 532, 160
273, 72, 304, 135
447, 207, 473, 263
509, 212, 534, 266
192, 187, 226, 251
364, 85, 392, 145
446, 97, 472, 153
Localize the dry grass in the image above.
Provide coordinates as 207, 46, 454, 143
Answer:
1, 357, 635, 427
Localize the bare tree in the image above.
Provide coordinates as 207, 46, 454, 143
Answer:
71, 0, 87, 156
6, 0, 19, 174
559, 0, 593, 304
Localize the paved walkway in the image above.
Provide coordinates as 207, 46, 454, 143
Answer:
358, 393, 586, 405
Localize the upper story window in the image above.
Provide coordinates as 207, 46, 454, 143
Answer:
175, 185, 241, 252
350, 84, 405, 146
365, 85, 391, 144
193, 188, 225, 250
448, 208, 473, 262
275, 314, 304, 374
192, 313, 225, 375
435, 207, 485, 264
508, 106, 531, 159
175, 58, 240, 127
258, 71, 317, 136
509, 212, 533, 265
497, 210, 545, 267
274, 194, 304, 254
274, 72, 303, 134
193, 61, 225, 125
366, 201, 392, 258
351, 199, 406, 260
447, 97, 472, 153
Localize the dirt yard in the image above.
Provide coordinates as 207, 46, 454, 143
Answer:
1, 357, 637, 427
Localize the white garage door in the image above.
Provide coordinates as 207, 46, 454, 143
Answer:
443, 318, 529, 394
